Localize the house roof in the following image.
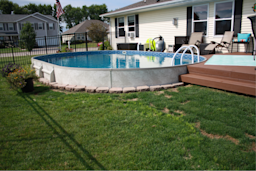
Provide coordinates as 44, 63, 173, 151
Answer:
62, 20, 109, 35
0, 13, 56, 22
100, 0, 213, 17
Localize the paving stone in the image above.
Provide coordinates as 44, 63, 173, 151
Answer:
58, 84, 69, 90
52, 83, 60, 89
49, 82, 57, 88
65, 85, 77, 91
123, 87, 136, 93
39, 78, 50, 85
74, 86, 86, 92
161, 84, 175, 89
136, 85, 149, 92
86, 86, 97, 93
96, 87, 109, 93
150, 85, 163, 91
109, 87, 123, 93
172, 82, 184, 87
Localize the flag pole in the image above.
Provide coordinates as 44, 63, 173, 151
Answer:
58, 17, 61, 51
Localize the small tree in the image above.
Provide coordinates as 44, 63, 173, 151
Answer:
19, 22, 36, 53
87, 22, 108, 43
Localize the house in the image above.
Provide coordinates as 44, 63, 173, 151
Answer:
61, 20, 109, 43
100, 0, 255, 52
0, 12, 58, 46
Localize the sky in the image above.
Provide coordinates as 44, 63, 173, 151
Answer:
10, 0, 139, 31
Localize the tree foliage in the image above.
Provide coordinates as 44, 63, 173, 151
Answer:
62, 5, 83, 29
87, 23, 108, 43
19, 22, 36, 52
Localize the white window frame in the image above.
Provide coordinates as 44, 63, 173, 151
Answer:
38, 22, 43, 30
117, 17, 125, 37
213, 0, 234, 37
49, 23, 53, 30
192, 4, 209, 37
0, 23, 3, 30
31, 23, 34, 29
8, 23, 14, 31
127, 15, 135, 34
77, 33, 80, 40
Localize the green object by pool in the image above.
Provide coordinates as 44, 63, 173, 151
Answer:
204, 55, 256, 66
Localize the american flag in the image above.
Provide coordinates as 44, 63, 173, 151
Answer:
56, 0, 64, 19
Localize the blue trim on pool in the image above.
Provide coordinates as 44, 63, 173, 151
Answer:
34, 50, 206, 63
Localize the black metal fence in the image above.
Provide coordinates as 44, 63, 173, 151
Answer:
0, 31, 109, 68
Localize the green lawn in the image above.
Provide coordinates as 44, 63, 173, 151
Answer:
0, 75, 255, 170
61, 43, 98, 51
0, 55, 35, 68
0, 47, 28, 53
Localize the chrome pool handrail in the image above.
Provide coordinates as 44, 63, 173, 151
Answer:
171, 45, 200, 66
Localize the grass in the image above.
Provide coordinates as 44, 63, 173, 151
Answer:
0, 55, 35, 68
0, 73, 255, 170
61, 43, 98, 51
0, 47, 28, 54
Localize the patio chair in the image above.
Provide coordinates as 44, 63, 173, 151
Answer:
205, 31, 234, 53
181, 32, 203, 48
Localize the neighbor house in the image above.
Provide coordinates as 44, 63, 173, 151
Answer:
100, 0, 255, 52
0, 12, 58, 46
62, 20, 109, 43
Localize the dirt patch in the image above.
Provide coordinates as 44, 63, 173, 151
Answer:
175, 110, 186, 115
165, 95, 172, 98
195, 122, 239, 145
162, 108, 169, 113
150, 103, 155, 107
184, 84, 193, 88
126, 98, 138, 101
251, 142, 256, 152
181, 101, 190, 105
168, 88, 179, 92
52, 89, 72, 94
183, 153, 193, 160
155, 91, 164, 95
245, 133, 256, 139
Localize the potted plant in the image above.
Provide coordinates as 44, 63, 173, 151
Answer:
6, 66, 39, 93
1, 63, 21, 77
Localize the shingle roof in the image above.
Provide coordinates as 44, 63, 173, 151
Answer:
103, 0, 174, 15
62, 20, 109, 35
0, 14, 56, 22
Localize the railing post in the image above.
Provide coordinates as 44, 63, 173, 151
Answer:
74, 33, 76, 52
102, 32, 104, 51
11, 41, 15, 64
45, 36, 48, 54
85, 32, 88, 51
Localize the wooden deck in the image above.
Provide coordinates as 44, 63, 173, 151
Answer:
180, 52, 256, 96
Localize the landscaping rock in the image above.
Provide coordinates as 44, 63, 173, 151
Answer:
39, 78, 50, 85
109, 87, 123, 93
96, 87, 109, 93
52, 83, 60, 89
58, 84, 68, 90
136, 85, 150, 92
86, 86, 97, 93
123, 87, 136, 93
49, 82, 57, 88
150, 85, 163, 91
161, 84, 175, 89
65, 85, 77, 91
74, 86, 86, 92
172, 82, 184, 87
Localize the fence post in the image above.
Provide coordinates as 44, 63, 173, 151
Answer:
85, 32, 88, 51
45, 36, 48, 54
11, 41, 15, 63
102, 32, 104, 51
74, 33, 76, 52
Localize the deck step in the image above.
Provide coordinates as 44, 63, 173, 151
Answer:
180, 73, 256, 96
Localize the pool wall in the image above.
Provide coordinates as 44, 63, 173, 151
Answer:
32, 51, 206, 88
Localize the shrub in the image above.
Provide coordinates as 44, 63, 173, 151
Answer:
1, 63, 21, 77
99, 41, 112, 50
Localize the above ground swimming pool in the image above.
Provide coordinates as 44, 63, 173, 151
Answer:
32, 50, 206, 88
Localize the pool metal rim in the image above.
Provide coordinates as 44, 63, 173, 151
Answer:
32, 50, 207, 71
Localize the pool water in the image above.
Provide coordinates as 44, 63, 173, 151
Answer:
40, 54, 193, 69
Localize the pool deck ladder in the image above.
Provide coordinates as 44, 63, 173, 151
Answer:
171, 45, 200, 66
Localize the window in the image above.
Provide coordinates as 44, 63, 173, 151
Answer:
49, 23, 53, 29
31, 23, 34, 29
118, 17, 125, 37
0, 23, 3, 30
192, 4, 208, 36
214, 0, 234, 35
128, 15, 135, 32
38, 23, 43, 30
77, 34, 80, 40
8, 23, 13, 30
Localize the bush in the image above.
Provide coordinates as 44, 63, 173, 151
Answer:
99, 41, 112, 50
1, 63, 21, 77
